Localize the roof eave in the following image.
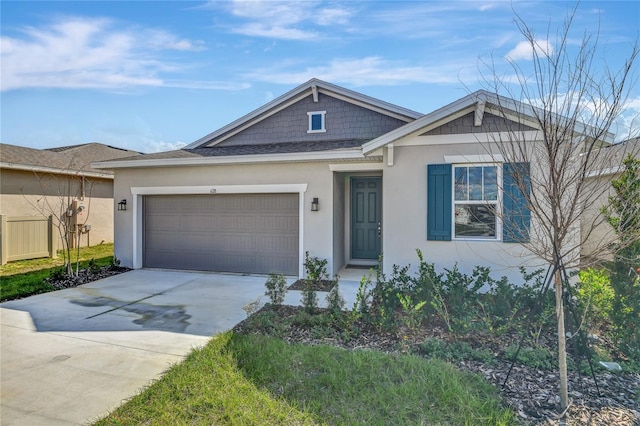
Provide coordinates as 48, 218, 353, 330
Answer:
362, 90, 616, 154
92, 148, 377, 169
1, 162, 114, 179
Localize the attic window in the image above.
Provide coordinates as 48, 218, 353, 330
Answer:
307, 111, 326, 133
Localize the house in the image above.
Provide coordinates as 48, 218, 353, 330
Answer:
0, 143, 140, 263
94, 79, 615, 281
581, 138, 640, 261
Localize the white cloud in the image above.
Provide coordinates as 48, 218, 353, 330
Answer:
143, 140, 187, 153
231, 23, 319, 40
225, 0, 353, 40
245, 56, 476, 86
0, 16, 233, 92
506, 39, 554, 61
616, 96, 640, 140
316, 7, 352, 26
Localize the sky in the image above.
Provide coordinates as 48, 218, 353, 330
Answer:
1, 1, 639, 154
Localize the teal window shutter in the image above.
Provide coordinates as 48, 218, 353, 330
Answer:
427, 164, 452, 241
503, 162, 531, 243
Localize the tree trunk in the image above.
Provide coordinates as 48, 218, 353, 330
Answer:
555, 269, 569, 410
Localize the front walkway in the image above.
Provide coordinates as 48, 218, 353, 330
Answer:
0, 269, 363, 425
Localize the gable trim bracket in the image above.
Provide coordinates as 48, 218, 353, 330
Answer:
311, 84, 319, 103
474, 101, 486, 126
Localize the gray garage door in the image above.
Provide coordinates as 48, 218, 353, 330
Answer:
144, 193, 299, 275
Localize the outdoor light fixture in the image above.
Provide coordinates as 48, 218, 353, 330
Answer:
311, 197, 319, 212
117, 199, 127, 211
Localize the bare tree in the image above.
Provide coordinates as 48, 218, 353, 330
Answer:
21, 158, 96, 277
479, 4, 639, 412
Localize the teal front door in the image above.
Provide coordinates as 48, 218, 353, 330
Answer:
351, 177, 382, 259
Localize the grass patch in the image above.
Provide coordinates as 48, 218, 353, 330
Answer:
0, 243, 114, 276
96, 332, 515, 425
0, 243, 114, 301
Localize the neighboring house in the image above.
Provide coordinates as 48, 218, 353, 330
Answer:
581, 138, 640, 261
1, 143, 140, 263
94, 79, 614, 281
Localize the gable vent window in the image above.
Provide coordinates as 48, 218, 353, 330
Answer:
307, 111, 326, 133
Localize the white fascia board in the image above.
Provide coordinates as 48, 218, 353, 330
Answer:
397, 130, 543, 147
1, 162, 114, 179
444, 154, 505, 163
93, 149, 367, 169
586, 166, 624, 178
131, 183, 308, 196
329, 162, 384, 172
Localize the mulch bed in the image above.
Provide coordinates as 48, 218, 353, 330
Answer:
287, 279, 336, 292
234, 305, 640, 426
46, 265, 131, 290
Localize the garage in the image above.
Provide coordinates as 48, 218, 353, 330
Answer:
143, 193, 299, 275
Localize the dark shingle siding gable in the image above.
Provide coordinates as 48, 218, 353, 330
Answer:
216, 93, 408, 147
421, 112, 535, 136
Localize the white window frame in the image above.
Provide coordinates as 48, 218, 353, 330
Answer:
307, 111, 326, 133
452, 163, 503, 241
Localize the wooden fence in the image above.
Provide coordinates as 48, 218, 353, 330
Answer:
0, 215, 56, 265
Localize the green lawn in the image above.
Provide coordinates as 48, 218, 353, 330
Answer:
96, 332, 515, 426
0, 243, 114, 301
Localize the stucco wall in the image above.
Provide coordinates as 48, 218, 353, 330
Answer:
1, 169, 116, 248
113, 162, 338, 274
581, 174, 617, 260
380, 135, 553, 284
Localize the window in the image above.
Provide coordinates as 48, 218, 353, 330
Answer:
453, 165, 500, 239
307, 111, 326, 133
427, 162, 529, 243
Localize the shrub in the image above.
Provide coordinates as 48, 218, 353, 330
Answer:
49, 267, 66, 281
301, 281, 318, 314
88, 258, 101, 275
349, 273, 373, 324
109, 256, 121, 270
325, 278, 345, 316
369, 264, 402, 331
397, 293, 427, 331
416, 338, 494, 364
504, 344, 555, 370
264, 273, 287, 307
303, 251, 329, 283
600, 153, 640, 362
431, 264, 489, 333
576, 268, 614, 324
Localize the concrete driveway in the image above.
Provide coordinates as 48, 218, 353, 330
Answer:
0, 270, 279, 425
1, 268, 363, 425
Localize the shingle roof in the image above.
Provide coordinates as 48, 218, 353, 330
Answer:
101, 139, 367, 163
0, 143, 141, 175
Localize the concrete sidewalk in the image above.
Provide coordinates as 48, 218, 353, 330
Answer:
1, 269, 362, 425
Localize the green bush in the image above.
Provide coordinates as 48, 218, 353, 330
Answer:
264, 273, 287, 307
576, 268, 614, 323
88, 258, 101, 274
48, 267, 66, 281
325, 279, 345, 316
504, 344, 555, 370
416, 338, 495, 364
